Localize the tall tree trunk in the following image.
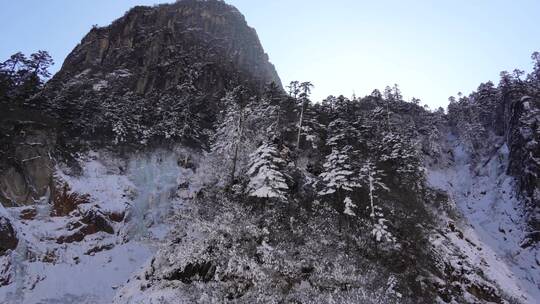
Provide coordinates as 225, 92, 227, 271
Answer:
386, 101, 391, 132
368, 168, 376, 225
230, 143, 238, 185
275, 103, 282, 144
230, 108, 244, 186
337, 189, 343, 233
296, 102, 304, 150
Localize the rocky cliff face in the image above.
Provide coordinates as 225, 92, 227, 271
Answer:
1, 0, 281, 205
1, 1, 539, 303
44, 0, 280, 97
2, 1, 282, 206
506, 96, 540, 243
32, 0, 281, 147
448, 80, 540, 244
0, 108, 56, 206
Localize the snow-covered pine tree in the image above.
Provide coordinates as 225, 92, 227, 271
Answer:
377, 131, 422, 186
325, 118, 357, 148
318, 146, 358, 196
391, 84, 403, 101
297, 103, 324, 150
318, 143, 360, 232
470, 81, 499, 131
105, 93, 153, 145
383, 86, 393, 101
249, 92, 280, 142
343, 196, 357, 217
296, 81, 313, 150
318, 117, 360, 207
274, 94, 302, 145
498, 70, 531, 141
360, 161, 387, 218
383, 84, 402, 102
154, 95, 181, 139
360, 161, 394, 243
447, 93, 489, 154
211, 86, 255, 186
154, 81, 204, 146
263, 82, 285, 138
246, 142, 289, 200
528, 52, 540, 96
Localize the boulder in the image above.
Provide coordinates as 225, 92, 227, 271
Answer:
0, 215, 18, 255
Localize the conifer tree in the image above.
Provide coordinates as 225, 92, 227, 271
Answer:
318, 146, 358, 196
0, 50, 53, 103
370, 89, 382, 99
318, 117, 360, 199
211, 86, 253, 185
264, 82, 285, 137
296, 81, 313, 150
378, 131, 422, 182
299, 104, 324, 150
287, 81, 300, 99
360, 161, 394, 243
529, 51, 540, 84
246, 142, 289, 200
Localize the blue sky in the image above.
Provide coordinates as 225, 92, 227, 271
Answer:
1, 0, 539, 108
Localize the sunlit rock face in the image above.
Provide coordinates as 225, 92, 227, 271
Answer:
44, 0, 281, 97
32, 0, 282, 148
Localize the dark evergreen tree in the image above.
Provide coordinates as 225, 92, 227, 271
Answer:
0, 51, 53, 104
295, 81, 314, 150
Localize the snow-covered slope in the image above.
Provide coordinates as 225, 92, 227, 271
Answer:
427, 133, 540, 303
0, 150, 194, 303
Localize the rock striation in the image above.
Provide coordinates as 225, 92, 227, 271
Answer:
44, 0, 280, 97
32, 0, 282, 148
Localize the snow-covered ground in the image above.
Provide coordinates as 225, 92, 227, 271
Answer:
0, 150, 190, 304
427, 134, 540, 303
2, 138, 539, 303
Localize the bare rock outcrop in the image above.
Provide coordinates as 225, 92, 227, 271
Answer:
0, 107, 56, 206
